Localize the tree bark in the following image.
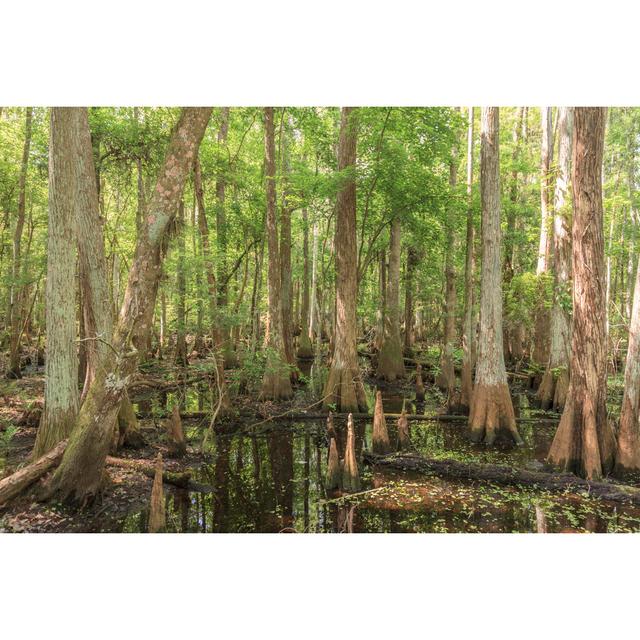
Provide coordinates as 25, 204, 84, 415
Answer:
537, 107, 573, 410
469, 108, 522, 446
279, 127, 296, 378
323, 108, 367, 412
403, 246, 417, 355
45, 108, 212, 504
261, 107, 293, 400
377, 216, 405, 381
616, 155, 640, 475
215, 107, 237, 368
437, 141, 459, 395
532, 107, 555, 371
175, 199, 188, 366
460, 106, 475, 413
33, 108, 80, 458
297, 208, 314, 358
547, 107, 616, 480
6, 107, 33, 379
0, 440, 67, 508
193, 155, 231, 414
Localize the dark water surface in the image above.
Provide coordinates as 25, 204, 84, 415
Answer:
118, 382, 640, 533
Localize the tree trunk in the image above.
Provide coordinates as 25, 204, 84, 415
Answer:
437, 142, 458, 395
58, 108, 141, 450
537, 107, 573, 410
215, 107, 237, 368
323, 108, 367, 412
297, 208, 314, 358
175, 199, 188, 366
503, 107, 524, 363
45, 108, 212, 504
374, 248, 386, 352
469, 108, 522, 446
279, 129, 296, 379
403, 246, 417, 355
615, 141, 640, 474
33, 108, 80, 458
261, 107, 293, 400
6, 107, 33, 379
547, 107, 616, 480
616, 255, 640, 474
377, 216, 405, 381
532, 107, 555, 371
193, 155, 230, 414
460, 107, 475, 413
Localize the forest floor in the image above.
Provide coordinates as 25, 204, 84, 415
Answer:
1, 350, 640, 533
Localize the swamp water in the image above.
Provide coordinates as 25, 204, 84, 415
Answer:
117, 379, 640, 533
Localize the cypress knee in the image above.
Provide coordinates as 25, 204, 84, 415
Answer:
372, 390, 391, 454
342, 414, 361, 493
148, 454, 166, 533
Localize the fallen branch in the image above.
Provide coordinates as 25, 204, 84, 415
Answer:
363, 451, 640, 506
0, 440, 67, 508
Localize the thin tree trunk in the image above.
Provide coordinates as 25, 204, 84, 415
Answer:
617, 252, 640, 473
45, 108, 212, 504
532, 107, 555, 371
460, 106, 475, 413
297, 208, 313, 358
33, 108, 80, 457
469, 107, 522, 446
537, 107, 573, 410
279, 128, 296, 379
323, 107, 367, 412
193, 155, 230, 413
437, 140, 459, 395
215, 107, 237, 368
175, 199, 188, 366
377, 216, 405, 380
547, 107, 615, 480
261, 107, 292, 399
6, 107, 33, 378
403, 246, 417, 355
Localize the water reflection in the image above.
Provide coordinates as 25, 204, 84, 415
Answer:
121, 382, 640, 534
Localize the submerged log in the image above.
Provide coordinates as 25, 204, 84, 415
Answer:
397, 409, 411, 451
372, 390, 392, 455
0, 440, 67, 508
342, 414, 361, 493
363, 451, 640, 506
148, 454, 166, 533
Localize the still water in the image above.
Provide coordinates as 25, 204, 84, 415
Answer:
119, 384, 640, 533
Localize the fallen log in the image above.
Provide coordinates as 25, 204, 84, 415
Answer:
0, 440, 67, 508
106, 456, 192, 489
363, 451, 640, 507
145, 410, 559, 425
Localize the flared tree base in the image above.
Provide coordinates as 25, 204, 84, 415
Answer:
376, 336, 406, 382
323, 365, 368, 413
260, 373, 293, 401
296, 334, 314, 360
614, 398, 640, 477
469, 382, 523, 446
547, 393, 616, 480
536, 368, 569, 412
